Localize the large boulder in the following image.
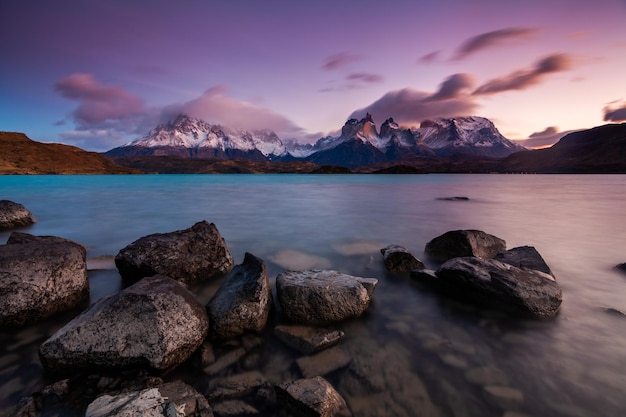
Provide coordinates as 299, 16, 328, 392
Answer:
0, 200, 36, 229
276, 270, 377, 325
39, 275, 208, 373
85, 380, 213, 417
275, 376, 348, 417
493, 245, 554, 276
115, 221, 234, 284
425, 230, 506, 263
206, 252, 273, 340
380, 244, 425, 273
436, 257, 563, 318
0, 233, 88, 327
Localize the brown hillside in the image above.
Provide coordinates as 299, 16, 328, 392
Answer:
0, 132, 138, 174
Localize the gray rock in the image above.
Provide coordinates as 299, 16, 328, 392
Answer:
39, 275, 208, 373
436, 257, 563, 318
425, 230, 506, 263
276, 376, 347, 417
115, 221, 233, 284
276, 270, 378, 325
207, 371, 268, 401
409, 268, 439, 285
212, 400, 258, 417
274, 324, 344, 354
0, 200, 36, 229
0, 235, 88, 327
380, 244, 424, 273
207, 253, 273, 340
296, 347, 351, 378
85, 380, 213, 417
494, 246, 554, 276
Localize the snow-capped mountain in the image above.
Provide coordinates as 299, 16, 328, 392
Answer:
106, 114, 288, 160
105, 113, 525, 167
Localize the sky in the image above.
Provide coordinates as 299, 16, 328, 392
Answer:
1, 0, 626, 151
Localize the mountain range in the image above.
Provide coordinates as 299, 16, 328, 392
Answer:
105, 114, 526, 168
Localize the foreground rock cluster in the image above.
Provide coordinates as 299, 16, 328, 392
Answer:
2, 201, 566, 417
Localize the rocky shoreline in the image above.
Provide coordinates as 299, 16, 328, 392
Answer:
0, 200, 579, 417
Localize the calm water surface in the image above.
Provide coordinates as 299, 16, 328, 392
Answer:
1, 174, 626, 416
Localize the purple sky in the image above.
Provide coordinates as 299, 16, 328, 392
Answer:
1, 0, 626, 151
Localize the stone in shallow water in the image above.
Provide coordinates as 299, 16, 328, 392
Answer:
212, 400, 258, 417
276, 270, 377, 325
296, 347, 352, 378
0, 200, 36, 229
274, 324, 345, 354
380, 244, 425, 273
494, 246, 554, 276
207, 371, 268, 401
425, 229, 506, 263
276, 376, 348, 417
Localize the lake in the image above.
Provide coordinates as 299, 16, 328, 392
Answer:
1, 174, 626, 416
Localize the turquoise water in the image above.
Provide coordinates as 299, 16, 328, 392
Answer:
1, 174, 626, 416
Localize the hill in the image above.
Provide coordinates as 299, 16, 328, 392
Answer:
0, 132, 138, 174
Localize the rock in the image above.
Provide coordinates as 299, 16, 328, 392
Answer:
0, 200, 36, 229
616, 263, 626, 273
0, 234, 89, 327
425, 230, 506, 263
296, 347, 352, 378
85, 380, 213, 417
212, 400, 258, 417
207, 371, 268, 401
409, 268, 440, 286
276, 270, 378, 325
39, 275, 208, 373
115, 221, 233, 284
274, 324, 344, 354
436, 257, 563, 318
276, 376, 348, 417
207, 253, 273, 340
494, 246, 554, 276
203, 348, 246, 375
436, 196, 470, 201
380, 244, 425, 273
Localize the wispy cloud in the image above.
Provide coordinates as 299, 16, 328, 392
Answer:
346, 72, 384, 83
518, 126, 569, 148
322, 52, 363, 71
417, 51, 441, 64
453, 27, 539, 60
603, 100, 626, 122
473, 54, 572, 95
348, 73, 479, 126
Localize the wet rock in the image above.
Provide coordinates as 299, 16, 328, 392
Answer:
212, 400, 258, 417
274, 324, 345, 354
425, 230, 506, 263
207, 253, 273, 340
85, 380, 213, 417
0, 234, 88, 327
0, 200, 36, 229
380, 244, 425, 273
115, 221, 233, 284
276, 270, 377, 325
616, 263, 626, 273
203, 348, 246, 375
276, 376, 348, 417
494, 246, 554, 276
436, 196, 470, 201
39, 275, 208, 373
409, 268, 441, 287
207, 371, 268, 401
436, 257, 562, 318
296, 347, 352, 378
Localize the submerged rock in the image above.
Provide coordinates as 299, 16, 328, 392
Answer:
39, 275, 208, 373
115, 221, 233, 284
0, 200, 36, 229
0, 233, 88, 327
85, 380, 213, 417
207, 253, 273, 340
494, 246, 554, 276
274, 325, 345, 354
276, 270, 377, 325
436, 257, 562, 318
425, 230, 506, 263
380, 244, 425, 273
276, 376, 347, 417
295, 347, 352, 378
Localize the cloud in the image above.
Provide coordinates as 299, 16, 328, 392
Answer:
427, 73, 476, 101
322, 52, 363, 71
473, 54, 572, 95
348, 73, 479, 126
418, 51, 440, 64
453, 27, 539, 60
346, 73, 384, 83
59, 129, 129, 152
516, 126, 566, 148
54, 73, 145, 129
164, 85, 304, 138
603, 100, 626, 122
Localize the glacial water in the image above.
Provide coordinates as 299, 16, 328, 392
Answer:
1, 174, 626, 417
